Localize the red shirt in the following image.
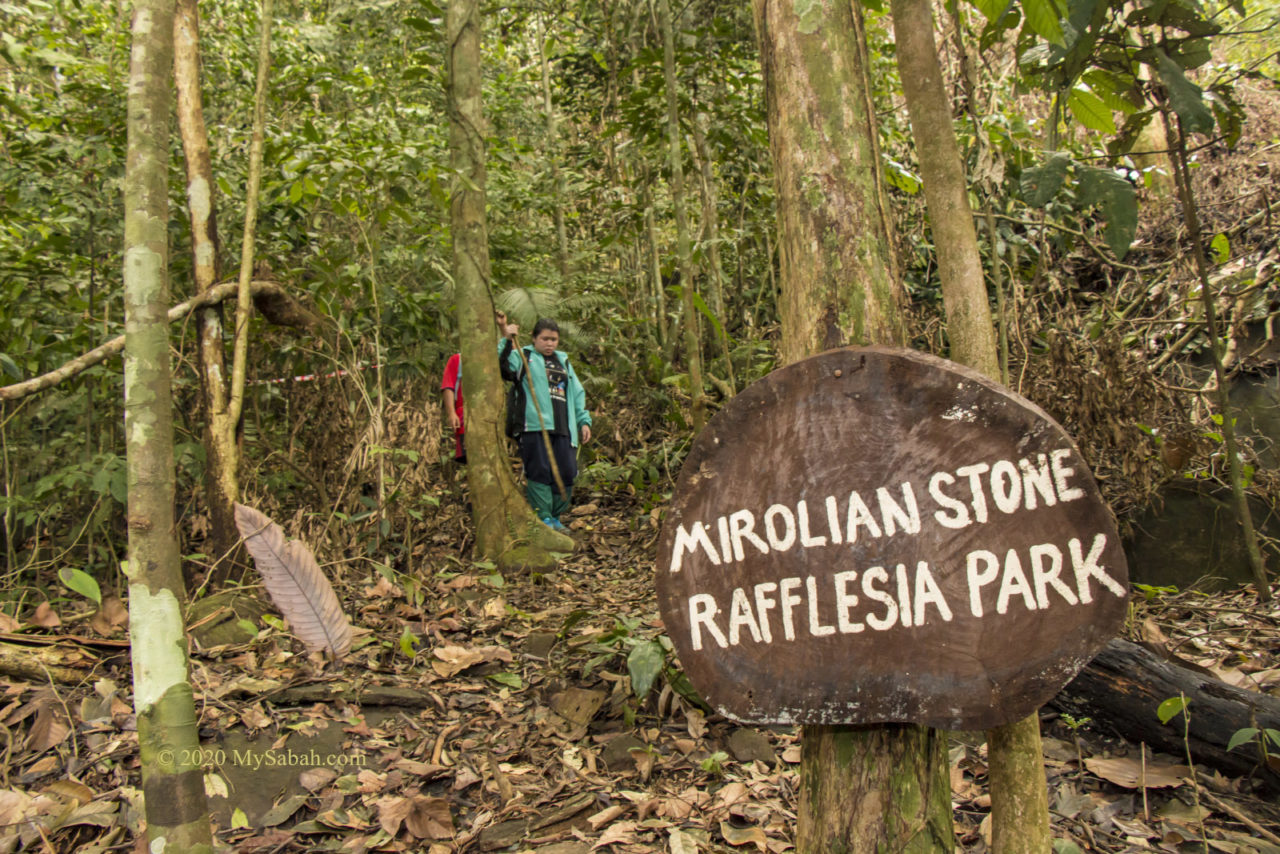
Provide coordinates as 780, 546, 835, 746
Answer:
441, 354, 464, 435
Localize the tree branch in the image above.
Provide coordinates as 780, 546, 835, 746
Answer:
0, 280, 321, 401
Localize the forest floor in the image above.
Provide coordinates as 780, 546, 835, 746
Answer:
0, 480, 1278, 854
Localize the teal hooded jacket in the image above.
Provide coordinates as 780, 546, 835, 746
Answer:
499, 339, 592, 447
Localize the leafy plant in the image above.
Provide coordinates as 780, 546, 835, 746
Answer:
1226, 726, 1280, 768
699, 750, 730, 776
574, 615, 706, 710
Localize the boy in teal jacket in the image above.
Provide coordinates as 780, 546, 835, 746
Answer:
499, 318, 592, 530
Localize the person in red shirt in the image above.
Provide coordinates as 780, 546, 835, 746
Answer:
441, 312, 506, 464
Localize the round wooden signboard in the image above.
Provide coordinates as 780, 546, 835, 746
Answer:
655, 347, 1128, 730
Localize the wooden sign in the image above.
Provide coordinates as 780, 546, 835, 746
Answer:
655, 347, 1128, 730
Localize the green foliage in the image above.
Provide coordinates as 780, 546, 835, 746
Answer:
1226, 726, 1280, 756
58, 567, 102, 605
1157, 695, 1189, 725
1132, 582, 1179, 600
576, 615, 705, 709
699, 750, 730, 776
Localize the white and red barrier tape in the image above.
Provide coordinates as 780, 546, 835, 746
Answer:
250, 364, 380, 386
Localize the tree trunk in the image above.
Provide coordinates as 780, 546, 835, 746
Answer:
123, 0, 213, 847
889, 0, 998, 379
754, 0, 903, 367
657, 0, 705, 432
446, 0, 572, 569
537, 13, 570, 279
888, 0, 1049, 850
799, 726, 953, 852
752, 0, 947, 848
641, 172, 669, 350
690, 106, 736, 395
227, 0, 273, 434
174, 0, 243, 583
1161, 105, 1271, 602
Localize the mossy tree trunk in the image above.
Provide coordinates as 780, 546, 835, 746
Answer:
753, 0, 903, 366
888, 0, 1050, 848
752, 0, 948, 848
446, 0, 572, 568
123, 0, 213, 848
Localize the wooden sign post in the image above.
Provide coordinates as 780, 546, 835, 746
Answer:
656, 347, 1128, 733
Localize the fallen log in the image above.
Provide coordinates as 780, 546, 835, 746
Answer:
1049, 638, 1280, 789
0, 641, 103, 684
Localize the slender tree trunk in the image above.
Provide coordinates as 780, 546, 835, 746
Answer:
690, 107, 736, 394
888, 1, 1050, 849
174, 0, 243, 582
752, 0, 946, 848
537, 13, 570, 279
1162, 107, 1271, 602
641, 172, 669, 349
889, 0, 997, 378
227, 0, 274, 431
657, 0, 705, 431
123, 0, 213, 847
446, 0, 572, 568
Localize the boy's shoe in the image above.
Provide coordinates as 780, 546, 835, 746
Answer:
549, 518, 570, 533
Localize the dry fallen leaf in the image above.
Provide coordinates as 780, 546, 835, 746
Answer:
1085, 756, 1190, 789
592, 820, 638, 849
299, 767, 338, 792
403, 796, 453, 840
89, 595, 128, 636
26, 705, 70, 752
430, 644, 512, 678
234, 503, 354, 657
31, 601, 62, 629
588, 804, 627, 830
720, 821, 769, 851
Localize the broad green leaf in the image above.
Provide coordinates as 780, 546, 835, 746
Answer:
1157, 695, 1188, 724
691, 291, 726, 342
971, 0, 1011, 19
1068, 87, 1115, 134
1227, 727, 1258, 752
488, 671, 524, 689
1154, 50, 1214, 136
1076, 165, 1137, 259
1081, 69, 1140, 114
59, 567, 101, 604
231, 808, 250, 829
1211, 233, 1229, 264
1020, 152, 1071, 207
884, 157, 922, 194
1210, 88, 1245, 148
1021, 0, 1066, 46
398, 625, 419, 657
627, 639, 666, 699
0, 352, 20, 380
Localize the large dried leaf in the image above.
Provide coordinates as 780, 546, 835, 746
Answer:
233, 503, 353, 657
